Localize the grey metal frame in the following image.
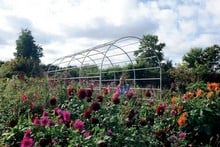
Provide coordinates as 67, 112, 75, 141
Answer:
47, 36, 162, 94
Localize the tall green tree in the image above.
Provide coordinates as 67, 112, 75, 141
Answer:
13, 29, 43, 76
134, 35, 165, 67
14, 29, 43, 61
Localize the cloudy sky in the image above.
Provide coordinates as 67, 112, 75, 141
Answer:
0, 0, 219, 65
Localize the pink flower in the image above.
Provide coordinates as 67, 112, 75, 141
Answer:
24, 129, 32, 138
73, 119, 85, 132
62, 110, 71, 122
55, 109, 63, 115
40, 116, 50, 126
84, 131, 91, 138
22, 95, 29, 102
32, 118, 40, 125
20, 137, 34, 147
150, 98, 155, 105
21, 129, 34, 147
43, 111, 48, 117
30, 102, 34, 109
178, 132, 186, 138
107, 129, 113, 136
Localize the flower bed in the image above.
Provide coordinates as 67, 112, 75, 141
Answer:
0, 77, 219, 146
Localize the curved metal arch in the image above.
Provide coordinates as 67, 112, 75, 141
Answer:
99, 36, 142, 89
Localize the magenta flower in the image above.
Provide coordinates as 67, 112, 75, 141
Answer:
43, 111, 48, 117
20, 137, 34, 147
40, 116, 50, 126
32, 118, 41, 125
73, 119, 85, 132
21, 129, 34, 147
24, 129, 32, 138
62, 110, 71, 122
178, 132, 186, 138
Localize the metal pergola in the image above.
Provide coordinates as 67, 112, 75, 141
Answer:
47, 36, 162, 93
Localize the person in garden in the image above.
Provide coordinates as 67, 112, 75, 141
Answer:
117, 76, 130, 95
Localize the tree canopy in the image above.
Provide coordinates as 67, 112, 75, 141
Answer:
183, 45, 220, 73
14, 29, 43, 61
134, 35, 165, 67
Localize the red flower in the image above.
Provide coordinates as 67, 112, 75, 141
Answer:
112, 92, 120, 104
67, 87, 76, 96
145, 90, 151, 97
103, 88, 108, 95
78, 89, 86, 99
90, 102, 101, 111
39, 138, 51, 146
156, 104, 166, 116
21, 95, 29, 102
96, 94, 104, 102
83, 108, 92, 119
86, 89, 93, 97
89, 117, 99, 124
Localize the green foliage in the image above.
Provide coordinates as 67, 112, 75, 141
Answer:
183, 45, 220, 75
134, 34, 165, 67
0, 29, 44, 78
0, 76, 219, 146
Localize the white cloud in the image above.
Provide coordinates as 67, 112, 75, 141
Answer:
0, 0, 219, 65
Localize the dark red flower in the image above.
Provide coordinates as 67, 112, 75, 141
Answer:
125, 120, 133, 128
89, 117, 99, 124
128, 109, 138, 120
8, 119, 18, 127
90, 102, 101, 111
67, 87, 76, 96
98, 141, 107, 147
78, 89, 86, 99
96, 94, 104, 102
85, 89, 93, 97
156, 104, 166, 116
140, 119, 147, 126
145, 90, 151, 97
39, 138, 51, 146
83, 108, 92, 119
103, 88, 108, 95
50, 97, 57, 106
87, 97, 92, 102
155, 130, 166, 141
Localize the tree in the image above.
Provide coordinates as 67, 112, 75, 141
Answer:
203, 44, 220, 72
14, 29, 43, 60
134, 35, 165, 67
14, 29, 43, 76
